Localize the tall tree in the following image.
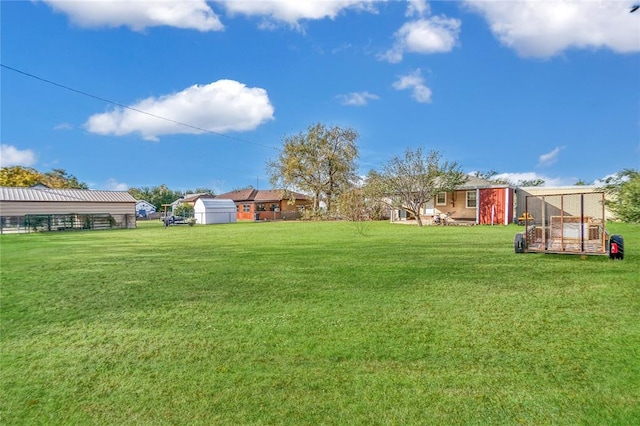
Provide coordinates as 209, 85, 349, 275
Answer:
367, 148, 467, 227
267, 123, 359, 214
600, 169, 640, 223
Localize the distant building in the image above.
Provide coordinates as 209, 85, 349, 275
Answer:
215, 189, 312, 220
391, 176, 515, 225
194, 198, 237, 224
0, 186, 136, 233
135, 200, 156, 218
164, 193, 216, 217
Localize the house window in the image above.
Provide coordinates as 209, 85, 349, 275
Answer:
466, 191, 477, 209
256, 203, 266, 212
242, 204, 251, 213
436, 192, 447, 206
269, 203, 279, 211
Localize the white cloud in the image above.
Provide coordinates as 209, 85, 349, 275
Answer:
379, 16, 461, 63
392, 69, 432, 103
42, 0, 223, 32
85, 80, 275, 141
406, 0, 430, 18
218, 0, 378, 29
337, 91, 379, 106
538, 146, 564, 167
0, 144, 37, 167
104, 178, 129, 191
464, 0, 640, 57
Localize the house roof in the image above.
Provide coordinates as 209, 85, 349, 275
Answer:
457, 176, 511, 190
215, 189, 257, 202
194, 198, 236, 210
169, 193, 216, 206
254, 190, 309, 202
216, 189, 310, 203
180, 193, 216, 203
0, 186, 136, 203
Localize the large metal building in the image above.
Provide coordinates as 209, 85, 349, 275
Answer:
0, 186, 137, 233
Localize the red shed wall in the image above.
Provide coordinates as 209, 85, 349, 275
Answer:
479, 188, 513, 225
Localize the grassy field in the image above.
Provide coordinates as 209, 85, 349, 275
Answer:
1, 220, 638, 425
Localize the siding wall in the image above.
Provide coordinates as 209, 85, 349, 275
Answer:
432, 190, 477, 220
0, 201, 135, 216
516, 186, 614, 220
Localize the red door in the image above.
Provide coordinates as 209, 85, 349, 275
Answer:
479, 188, 512, 225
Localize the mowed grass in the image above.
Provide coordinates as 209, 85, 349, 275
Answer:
1, 220, 638, 425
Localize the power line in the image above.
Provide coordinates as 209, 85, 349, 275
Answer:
0, 63, 279, 151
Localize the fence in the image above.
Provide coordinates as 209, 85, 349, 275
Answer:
0, 213, 135, 234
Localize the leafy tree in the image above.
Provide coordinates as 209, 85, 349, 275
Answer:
366, 148, 467, 227
182, 187, 215, 195
0, 166, 42, 187
127, 184, 183, 212
473, 170, 499, 181
43, 168, 88, 189
0, 166, 87, 188
267, 123, 359, 214
473, 170, 543, 187
127, 186, 151, 201
574, 179, 591, 185
518, 178, 545, 187
174, 203, 194, 218
600, 169, 640, 223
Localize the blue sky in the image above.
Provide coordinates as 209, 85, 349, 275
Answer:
1, 0, 639, 193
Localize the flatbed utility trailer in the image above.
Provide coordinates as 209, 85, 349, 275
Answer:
514, 191, 624, 259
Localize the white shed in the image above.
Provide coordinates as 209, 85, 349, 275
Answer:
194, 198, 237, 224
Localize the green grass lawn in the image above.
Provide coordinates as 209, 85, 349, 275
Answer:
1, 220, 638, 425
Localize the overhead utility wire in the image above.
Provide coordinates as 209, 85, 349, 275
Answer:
0, 64, 279, 151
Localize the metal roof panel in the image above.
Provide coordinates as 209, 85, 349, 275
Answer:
0, 186, 136, 203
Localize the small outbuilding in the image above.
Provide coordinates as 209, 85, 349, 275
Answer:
215, 188, 312, 221
0, 185, 136, 233
194, 198, 237, 225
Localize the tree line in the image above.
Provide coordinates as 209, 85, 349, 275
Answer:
266, 123, 639, 225
2, 123, 638, 224
0, 166, 214, 212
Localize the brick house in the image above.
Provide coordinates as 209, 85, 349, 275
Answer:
215, 189, 312, 221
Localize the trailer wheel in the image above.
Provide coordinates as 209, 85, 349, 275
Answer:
514, 233, 525, 254
609, 235, 624, 260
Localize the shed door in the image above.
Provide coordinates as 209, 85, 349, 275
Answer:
479, 189, 506, 225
